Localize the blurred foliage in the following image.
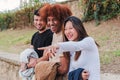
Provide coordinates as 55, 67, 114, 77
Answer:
0, 2, 42, 31
80, 0, 120, 25
0, 0, 56, 31
1, 0, 120, 30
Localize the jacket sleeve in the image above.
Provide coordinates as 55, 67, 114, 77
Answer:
58, 37, 95, 52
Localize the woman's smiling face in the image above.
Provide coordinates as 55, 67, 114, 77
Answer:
64, 21, 78, 41
47, 16, 62, 33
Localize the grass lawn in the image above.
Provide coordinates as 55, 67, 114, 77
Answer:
0, 28, 36, 54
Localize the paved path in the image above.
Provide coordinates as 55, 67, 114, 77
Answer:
0, 50, 120, 80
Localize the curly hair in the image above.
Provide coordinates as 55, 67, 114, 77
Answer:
38, 3, 50, 23
39, 3, 72, 24
47, 4, 72, 23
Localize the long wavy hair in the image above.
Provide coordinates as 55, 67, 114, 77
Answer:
38, 3, 50, 23
63, 16, 99, 60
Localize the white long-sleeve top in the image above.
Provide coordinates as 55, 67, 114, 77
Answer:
58, 37, 100, 80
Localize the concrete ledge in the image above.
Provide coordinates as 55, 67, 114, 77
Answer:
0, 51, 21, 80
0, 51, 120, 80
0, 52, 20, 65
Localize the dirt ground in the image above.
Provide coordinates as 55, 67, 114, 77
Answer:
83, 17, 120, 74
101, 57, 120, 74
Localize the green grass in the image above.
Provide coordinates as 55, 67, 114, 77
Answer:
100, 51, 114, 64
0, 28, 36, 53
97, 36, 110, 46
100, 50, 120, 65
112, 50, 120, 56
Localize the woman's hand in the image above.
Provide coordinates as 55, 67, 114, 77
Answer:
38, 44, 59, 58
82, 70, 89, 80
38, 46, 54, 58
42, 49, 51, 59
